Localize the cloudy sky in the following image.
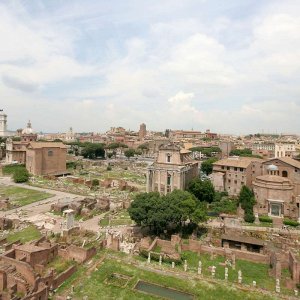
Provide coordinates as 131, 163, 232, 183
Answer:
1, 0, 300, 134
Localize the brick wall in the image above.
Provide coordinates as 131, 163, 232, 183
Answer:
52, 265, 77, 289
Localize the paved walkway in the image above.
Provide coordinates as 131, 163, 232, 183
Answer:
0, 176, 84, 221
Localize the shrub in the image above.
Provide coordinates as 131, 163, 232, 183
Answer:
2, 164, 25, 175
258, 215, 273, 223
283, 219, 299, 227
91, 179, 99, 189
107, 165, 112, 171
13, 168, 29, 183
244, 212, 255, 223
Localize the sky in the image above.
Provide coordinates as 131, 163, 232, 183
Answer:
0, 0, 300, 134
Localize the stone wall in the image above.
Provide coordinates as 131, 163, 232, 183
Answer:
0, 256, 37, 287
52, 265, 77, 289
289, 251, 300, 284
58, 245, 96, 263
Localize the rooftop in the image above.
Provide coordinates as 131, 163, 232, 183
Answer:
213, 156, 264, 168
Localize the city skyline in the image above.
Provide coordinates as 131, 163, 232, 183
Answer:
1, 0, 300, 134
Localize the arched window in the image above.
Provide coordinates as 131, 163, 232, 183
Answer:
282, 170, 288, 177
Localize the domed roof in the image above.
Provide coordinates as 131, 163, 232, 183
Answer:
22, 120, 34, 135
267, 164, 278, 171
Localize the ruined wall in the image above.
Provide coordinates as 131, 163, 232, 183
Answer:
52, 265, 77, 289
289, 251, 300, 284
0, 256, 37, 287
58, 245, 96, 263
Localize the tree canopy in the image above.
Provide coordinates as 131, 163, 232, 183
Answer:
81, 143, 105, 159
189, 146, 221, 157
201, 157, 218, 174
187, 178, 215, 203
230, 148, 262, 159
128, 190, 207, 235
238, 186, 256, 223
124, 148, 136, 158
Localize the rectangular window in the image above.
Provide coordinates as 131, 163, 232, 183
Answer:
48, 150, 53, 156
227, 166, 230, 170
234, 167, 237, 171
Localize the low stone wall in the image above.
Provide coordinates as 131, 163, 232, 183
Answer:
52, 265, 77, 289
181, 241, 269, 264
157, 239, 176, 254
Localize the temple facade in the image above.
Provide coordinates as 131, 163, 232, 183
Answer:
146, 143, 199, 195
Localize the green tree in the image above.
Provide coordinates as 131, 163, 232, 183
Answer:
81, 143, 105, 159
128, 192, 160, 227
128, 190, 207, 235
13, 168, 29, 183
201, 157, 218, 175
238, 186, 256, 223
124, 148, 135, 159
188, 178, 215, 203
91, 179, 99, 189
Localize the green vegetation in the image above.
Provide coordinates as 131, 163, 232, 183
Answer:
124, 148, 136, 159
189, 146, 221, 157
107, 142, 128, 150
128, 190, 207, 235
0, 185, 53, 207
6, 225, 41, 243
2, 164, 30, 183
47, 257, 75, 274
259, 215, 273, 223
238, 186, 255, 223
230, 149, 262, 159
209, 197, 238, 215
201, 157, 218, 174
2, 164, 26, 175
66, 258, 276, 300
13, 167, 30, 183
187, 178, 215, 203
283, 218, 300, 227
180, 251, 276, 289
81, 143, 105, 159
99, 217, 110, 227
91, 179, 100, 189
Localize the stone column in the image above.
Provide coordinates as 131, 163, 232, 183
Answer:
184, 260, 187, 272
146, 170, 150, 192
158, 170, 161, 194
171, 172, 175, 192
152, 170, 155, 192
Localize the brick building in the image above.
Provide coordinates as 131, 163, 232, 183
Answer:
26, 142, 67, 176
211, 156, 264, 196
253, 157, 300, 220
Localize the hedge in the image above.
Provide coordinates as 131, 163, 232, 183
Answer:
258, 215, 273, 223
283, 219, 299, 227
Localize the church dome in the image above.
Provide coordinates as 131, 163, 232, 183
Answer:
267, 164, 278, 171
22, 120, 34, 135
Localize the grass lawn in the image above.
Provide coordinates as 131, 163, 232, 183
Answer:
66, 258, 277, 300
0, 185, 53, 208
6, 225, 41, 243
46, 256, 76, 274
99, 217, 109, 227
109, 209, 134, 226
